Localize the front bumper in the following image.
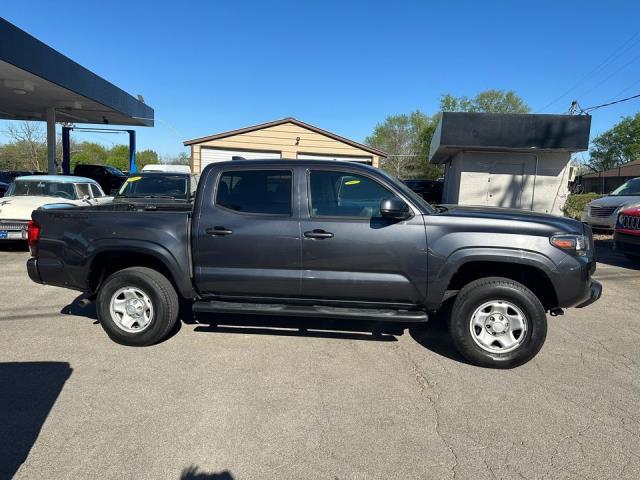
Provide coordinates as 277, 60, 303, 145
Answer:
575, 280, 602, 308
581, 212, 617, 230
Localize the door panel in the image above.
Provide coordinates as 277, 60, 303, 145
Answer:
194, 168, 301, 297
487, 161, 524, 209
301, 170, 428, 304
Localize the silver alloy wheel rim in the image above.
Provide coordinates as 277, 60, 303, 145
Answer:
109, 287, 154, 333
469, 300, 528, 353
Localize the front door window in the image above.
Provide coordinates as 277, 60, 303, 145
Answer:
308, 171, 393, 218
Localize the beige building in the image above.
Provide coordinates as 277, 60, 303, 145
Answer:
184, 117, 386, 173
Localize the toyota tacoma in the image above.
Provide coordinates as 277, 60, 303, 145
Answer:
26, 160, 602, 368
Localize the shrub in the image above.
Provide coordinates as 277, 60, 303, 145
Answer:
563, 193, 603, 219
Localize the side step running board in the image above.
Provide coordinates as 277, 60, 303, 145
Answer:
192, 300, 428, 323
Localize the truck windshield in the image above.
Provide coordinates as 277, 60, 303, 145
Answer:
105, 166, 126, 177
610, 178, 640, 196
117, 174, 189, 200
6, 180, 77, 199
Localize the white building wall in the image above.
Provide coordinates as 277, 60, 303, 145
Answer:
442, 151, 571, 215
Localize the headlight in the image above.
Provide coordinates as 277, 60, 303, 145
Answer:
550, 234, 588, 256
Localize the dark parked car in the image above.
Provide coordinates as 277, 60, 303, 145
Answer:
403, 179, 443, 204
113, 172, 198, 207
73, 164, 127, 194
27, 160, 601, 368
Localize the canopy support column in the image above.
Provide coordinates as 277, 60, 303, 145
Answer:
61, 126, 71, 174
46, 107, 56, 174
127, 129, 137, 173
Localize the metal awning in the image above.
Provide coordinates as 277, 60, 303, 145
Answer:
0, 18, 153, 126
0, 18, 154, 173
429, 112, 591, 164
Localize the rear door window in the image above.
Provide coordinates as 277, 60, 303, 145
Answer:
216, 170, 292, 215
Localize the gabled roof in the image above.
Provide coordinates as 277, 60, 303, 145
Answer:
183, 117, 387, 157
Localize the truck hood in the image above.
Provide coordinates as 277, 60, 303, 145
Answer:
0, 196, 76, 221
434, 205, 584, 234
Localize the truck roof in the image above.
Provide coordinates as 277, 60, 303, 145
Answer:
201, 158, 378, 171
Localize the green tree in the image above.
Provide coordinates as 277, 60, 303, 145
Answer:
136, 149, 159, 168
365, 90, 530, 180
365, 110, 436, 179
588, 113, 640, 172
440, 89, 531, 114
105, 145, 130, 171
70, 142, 109, 169
103, 146, 158, 172
164, 152, 191, 166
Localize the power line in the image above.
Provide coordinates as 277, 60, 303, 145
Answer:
606, 77, 640, 102
537, 28, 640, 112
574, 51, 640, 101
580, 92, 640, 113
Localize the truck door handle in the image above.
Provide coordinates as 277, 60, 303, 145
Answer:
206, 226, 233, 236
304, 229, 334, 239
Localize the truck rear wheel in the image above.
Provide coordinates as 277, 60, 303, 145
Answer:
449, 277, 547, 368
96, 267, 179, 346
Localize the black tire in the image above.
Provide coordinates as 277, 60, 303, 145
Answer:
449, 277, 547, 369
96, 267, 179, 346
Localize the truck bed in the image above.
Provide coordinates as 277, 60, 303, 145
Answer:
30, 204, 194, 297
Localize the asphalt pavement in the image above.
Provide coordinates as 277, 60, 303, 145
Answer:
1, 240, 639, 480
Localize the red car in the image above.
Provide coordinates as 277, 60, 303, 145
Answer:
614, 205, 640, 262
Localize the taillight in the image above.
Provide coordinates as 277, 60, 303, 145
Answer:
27, 220, 40, 253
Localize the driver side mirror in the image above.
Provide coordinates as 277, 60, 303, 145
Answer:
380, 196, 411, 220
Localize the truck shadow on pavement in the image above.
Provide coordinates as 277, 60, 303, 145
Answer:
0, 240, 29, 252
594, 237, 640, 270
180, 465, 234, 479
61, 294, 97, 321
61, 294, 471, 361
0, 362, 72, 480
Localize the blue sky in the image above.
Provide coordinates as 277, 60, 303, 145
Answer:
2, 0, 640, 158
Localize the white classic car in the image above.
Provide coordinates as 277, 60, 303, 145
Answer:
0, 175, 112, 240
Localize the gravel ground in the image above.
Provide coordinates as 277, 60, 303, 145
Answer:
1, 240, 639, 480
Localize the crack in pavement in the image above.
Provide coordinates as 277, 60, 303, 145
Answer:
392, 344, 461, 479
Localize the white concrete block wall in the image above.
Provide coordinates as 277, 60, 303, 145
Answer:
442, 151, 571, 215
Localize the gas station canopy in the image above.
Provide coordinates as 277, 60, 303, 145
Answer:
0, 17, 153, 126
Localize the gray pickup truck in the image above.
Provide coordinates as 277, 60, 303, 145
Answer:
26, 159, 601, 368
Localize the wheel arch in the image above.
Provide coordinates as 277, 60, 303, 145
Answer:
429, 248, 560, 311
87, 242, 194, 299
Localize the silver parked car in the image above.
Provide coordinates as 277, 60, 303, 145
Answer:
582, 177, 640, 230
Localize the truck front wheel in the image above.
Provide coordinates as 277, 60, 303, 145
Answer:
96, 267, 179, 346
449, 277, 547, 368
